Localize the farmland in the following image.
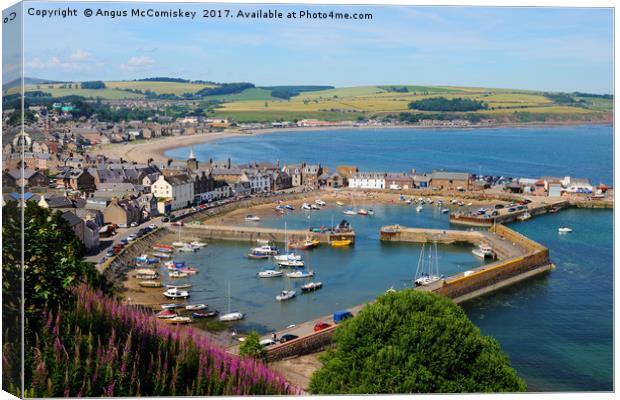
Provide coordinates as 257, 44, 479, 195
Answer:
12, 79, 612, 124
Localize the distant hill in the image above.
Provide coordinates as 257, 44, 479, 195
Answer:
3, 77, 62, 90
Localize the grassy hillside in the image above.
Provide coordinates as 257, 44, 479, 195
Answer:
11, 79, 612, 123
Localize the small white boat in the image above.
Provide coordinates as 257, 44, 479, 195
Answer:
153, 252, 172, 259
273, 253, 302, 262
301, 281, 323, 292
166, 283, 192, 289
218, 312, 244, 322
310, 204, 320, 210
451, 199, 458, 204
466, 202, 473, 206
172, 241, 187, 248
160, 303, 184, 310
286, 270, 315, 278
219, 282, 244, 322
517, 212, 532, 221
416, 205, 423, 213
368, 209, 375, 215
190, 240, 207, 248
245, 215, 261, 222
301, 203, 312, 210
276, 289, 296, 301
558, 227, 573, 233
250, 244, 279, 255
164, 316, 192, 325
472, 244, 494, 259
169, 271, 189, 278
178, 246, 197, 253
315, 199, 326, 206
343, 209, 357, 215
440, 208, 450, 214
257, 270, 284, 278
277, 259, 305, 268
163, 288, 190, 299
185, 303, 208, 311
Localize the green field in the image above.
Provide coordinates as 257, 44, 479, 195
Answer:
14, 79, 612, 123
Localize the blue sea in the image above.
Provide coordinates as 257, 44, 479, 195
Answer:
165, 125, 613, 391
166, 124, 613, 185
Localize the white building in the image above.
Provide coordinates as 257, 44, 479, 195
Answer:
348, 172, 386, 189
151, 174, 194, 212
242, 170, 271, 194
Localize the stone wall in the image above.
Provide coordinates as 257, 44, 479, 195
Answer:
266, 326, 336, 362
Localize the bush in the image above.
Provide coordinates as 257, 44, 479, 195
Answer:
239, 332, 267, 360
309, 290, 526, 394
80, 81, 106, 89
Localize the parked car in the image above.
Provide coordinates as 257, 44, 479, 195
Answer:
313, 322, 332, 332
120, 239, 129, 245
127, 234, 137, 241
494, 204, 505, 209
279, 334, 299, 343
161, 217, 170, 223
130, 222, 138, 227
171, 221, 184, 227
105, 250, 115, 257
149, 224, 156, 229
118, 223, 128, 228
259, 339, 277, 348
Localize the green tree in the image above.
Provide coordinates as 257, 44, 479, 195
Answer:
239, 331, 267, 360
309, 290, 526, 394
2, 201, 110, 393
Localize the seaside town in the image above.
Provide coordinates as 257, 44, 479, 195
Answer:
2, 2, 615, 396
2, 101, 611, 259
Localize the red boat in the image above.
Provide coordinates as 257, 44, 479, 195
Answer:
154, 243, 174, 250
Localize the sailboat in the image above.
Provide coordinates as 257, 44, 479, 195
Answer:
172, 224, 188, 247
286, 252, 315, 278
276, 289, 296, 301
414, 242, 444, 287
274, 222, 302, 262
218, 282, 245, 322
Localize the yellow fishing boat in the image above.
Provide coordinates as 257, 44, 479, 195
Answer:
331, 239, 352, 247
336, 201, 345, 206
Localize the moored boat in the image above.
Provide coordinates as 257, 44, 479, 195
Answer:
169, 270, 189, 279
192, 311, 218, 318
343, 209, 357, 215
257, 269, 284, 278
190, 240, 207, 247
414, 242, 444, 287
245, 215, 261, 222
185, 303, 208, 311
160, 303, 184, 310
440, 208, 450, 214
472, 244, 494, 259
139, 280, 163, 288
335, 201, 345, 206
155, 309, 178, 319
166, 283, 192, 289
357, 209, 369, 216
276, 289, 296, 301
164, 316, 193, 325
330, 239, 352, 247
286, 270, 315, 278
247, 252, 270, 260
558, 227, 573, 233
416, 205, 423, 212
315, 199, 326, 206
301, 281, 323, 292
517, 212, 532, 221
153, 252, 172, 259
163, 288, 190, 299
277, 259, 305, 268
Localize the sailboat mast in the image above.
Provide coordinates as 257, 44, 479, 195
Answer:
227, 281, 231, 313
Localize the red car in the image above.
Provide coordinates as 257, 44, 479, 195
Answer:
313, 322, 332, 332
171, 221, 184, 227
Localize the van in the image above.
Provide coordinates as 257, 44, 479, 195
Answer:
333, 310, 353, 324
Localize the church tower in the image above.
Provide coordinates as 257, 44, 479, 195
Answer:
187, 148, 198, 170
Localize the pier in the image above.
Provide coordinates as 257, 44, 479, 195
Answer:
449, 199, 570, 227
240, 224, 553, 361
183, 223, 356, 244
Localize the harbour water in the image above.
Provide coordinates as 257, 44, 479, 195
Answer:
165, 125, 613, 391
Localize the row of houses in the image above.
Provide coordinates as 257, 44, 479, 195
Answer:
348, 171, 472, 191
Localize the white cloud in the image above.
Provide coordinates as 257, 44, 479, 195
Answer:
25, 56, 80, 71
120, 56, 155, 71
70, 49, 91, 61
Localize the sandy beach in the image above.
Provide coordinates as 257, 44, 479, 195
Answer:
94, 120, 612, 165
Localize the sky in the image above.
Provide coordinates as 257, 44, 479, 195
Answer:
14, 2, 615, 93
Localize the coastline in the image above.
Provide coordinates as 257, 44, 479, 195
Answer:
94, 120, 613, 164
